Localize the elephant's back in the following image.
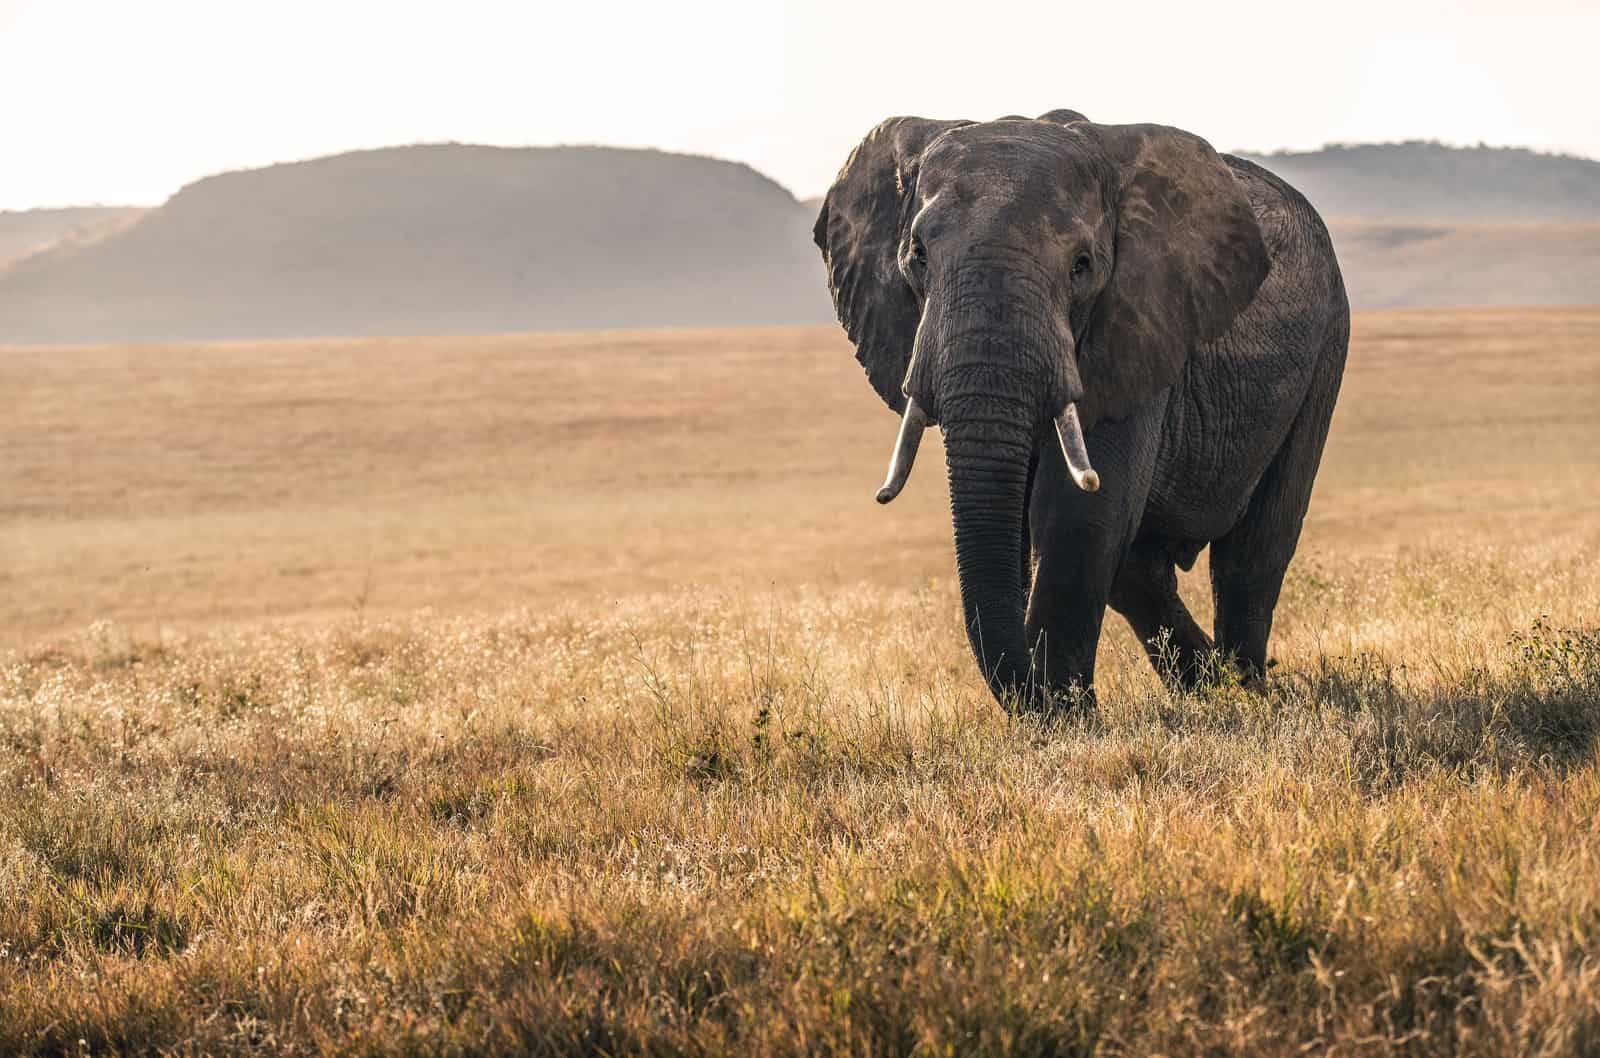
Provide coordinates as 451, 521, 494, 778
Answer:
1214, 155, 1350, 399
1223, 155, 1349, 322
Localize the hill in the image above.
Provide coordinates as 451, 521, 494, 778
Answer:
0, 145, 832, 345
1238, 141, 1600, 223
0, 206, 145, 268
3, 141, 1597, 346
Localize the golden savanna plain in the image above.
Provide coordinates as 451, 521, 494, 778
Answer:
2, 308, 1599, 1054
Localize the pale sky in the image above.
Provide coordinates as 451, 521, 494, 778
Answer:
1, 0, 1596, 210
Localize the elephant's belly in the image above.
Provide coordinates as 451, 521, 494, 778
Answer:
1142, 337, 1318, 544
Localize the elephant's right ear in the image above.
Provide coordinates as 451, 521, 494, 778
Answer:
814, 116, 969, 414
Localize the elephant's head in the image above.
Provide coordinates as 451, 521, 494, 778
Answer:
814, 111, 1269, 708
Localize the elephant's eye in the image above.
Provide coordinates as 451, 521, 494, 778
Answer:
1072, 253, 1092, 279
910, 236, 928, 267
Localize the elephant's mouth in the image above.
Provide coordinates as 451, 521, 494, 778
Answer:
874, 397, 1099, 504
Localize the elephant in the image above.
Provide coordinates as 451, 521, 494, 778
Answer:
813, 110, 1349, 712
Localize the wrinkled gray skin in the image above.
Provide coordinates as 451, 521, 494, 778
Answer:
814, 111, 1349, 712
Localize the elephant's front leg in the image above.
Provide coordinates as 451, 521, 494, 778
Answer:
1024, 400, 1164, 707
1024, 508, 1120, 706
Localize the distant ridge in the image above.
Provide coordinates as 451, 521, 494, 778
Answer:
0, 144, 832, 345
2, 139, 1596, 345
0, 207, 145, 269
1237, 141, 1600, 223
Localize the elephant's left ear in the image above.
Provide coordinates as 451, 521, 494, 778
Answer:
814, 116, 971, 414
1077, 124, 1269, 428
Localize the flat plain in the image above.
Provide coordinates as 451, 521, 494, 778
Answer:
2, 308, 1599, 1054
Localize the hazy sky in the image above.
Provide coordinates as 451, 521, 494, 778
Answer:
2, 0, 1595, 210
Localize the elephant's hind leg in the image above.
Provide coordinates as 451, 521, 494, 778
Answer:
1210, 332, 1346, 679
1109, 539, 1214, 687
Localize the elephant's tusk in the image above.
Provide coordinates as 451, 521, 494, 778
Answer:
876, 398, 928, 504
1054, 403, 1100, 493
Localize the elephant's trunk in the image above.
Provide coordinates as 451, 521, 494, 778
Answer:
942, 404, 1038, 710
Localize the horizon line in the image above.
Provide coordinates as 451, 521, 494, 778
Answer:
3, 134, 1597, 215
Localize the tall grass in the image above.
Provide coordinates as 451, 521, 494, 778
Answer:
3, 545, 1597, 1055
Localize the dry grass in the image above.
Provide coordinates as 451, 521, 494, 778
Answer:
2, 309, 1600, 1054
4, 310, 1597, 645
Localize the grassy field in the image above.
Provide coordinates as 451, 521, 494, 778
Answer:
2, 309, 1599, 1054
